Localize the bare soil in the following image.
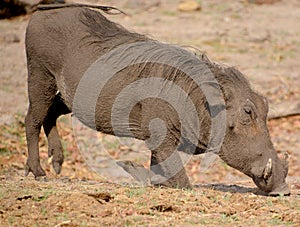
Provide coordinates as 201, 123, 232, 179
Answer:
0, 0, 300, 226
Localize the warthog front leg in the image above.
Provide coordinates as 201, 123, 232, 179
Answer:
43, 93, 71, 174
149, 136, 191, 189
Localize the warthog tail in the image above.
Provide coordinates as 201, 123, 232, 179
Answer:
37, 3, 127, 15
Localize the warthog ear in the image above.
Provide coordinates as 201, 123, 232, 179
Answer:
219, 86, 235, 128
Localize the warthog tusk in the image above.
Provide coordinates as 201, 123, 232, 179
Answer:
263, 158, 272, 180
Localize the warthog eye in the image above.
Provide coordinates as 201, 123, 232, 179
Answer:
243, 104, 257, 120
239, 105, 256, 125
244, 106, 252, 115
243, 99, 257, 120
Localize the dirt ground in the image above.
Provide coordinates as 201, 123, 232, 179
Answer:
0, 0, 300, 226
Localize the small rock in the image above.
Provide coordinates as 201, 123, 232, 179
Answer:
177, 0, 201, 12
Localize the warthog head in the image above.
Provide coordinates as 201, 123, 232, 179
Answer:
216, 67, 289, 196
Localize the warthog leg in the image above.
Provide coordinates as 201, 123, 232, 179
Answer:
25, 65, 57, 178
25, 107, 47, 178
149, 135, 191, 189
43, 93, 70, 174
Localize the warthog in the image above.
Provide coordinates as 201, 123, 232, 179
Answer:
24, 5, 290, 195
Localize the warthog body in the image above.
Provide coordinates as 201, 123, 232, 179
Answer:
25, 5, 289, 195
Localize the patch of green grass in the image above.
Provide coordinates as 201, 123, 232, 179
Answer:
197, 218, 211, 225
230, 214, 239, 222
202, 39, 223, 51
134, 22, 146, 27
0, 147, 10, 156
0, 114, 26, 137
41, 207, 47, 217
236, 48, 248, 54
124, 215, 144, 226
8, 215, 16, 224
126, 187, 147, 198
94, 188, 105, 193
62, 141, 69, 158
230, 12, 242, 20
268, 215, 293, 225
220, 213, 231, 223
209, 3, 231, 13
223, 193, 231, 201
289, 200, 300, 210
266, 198, 273, 206
162, 10, 177, 16
292, 40, 300, 47
192, 213, 239, 225
80, 222, 88, 227
34, 190, 52, 202
55, 212, 69, 222
103, 139, 119, 150
0, 190, 5, 200
0, 84, 13, 93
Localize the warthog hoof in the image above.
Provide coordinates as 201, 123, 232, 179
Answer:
52, 160, 62, 175
25, 160, 46, 178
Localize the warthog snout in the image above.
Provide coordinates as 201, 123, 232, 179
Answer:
252, 154, 290, 196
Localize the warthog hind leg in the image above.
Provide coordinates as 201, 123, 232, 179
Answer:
25, 66, 57, 178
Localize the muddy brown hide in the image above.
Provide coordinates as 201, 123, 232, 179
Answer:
25, 6, 289, 195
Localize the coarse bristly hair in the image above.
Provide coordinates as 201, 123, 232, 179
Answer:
79, 7, 252, 102
80, 8, 147, 49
